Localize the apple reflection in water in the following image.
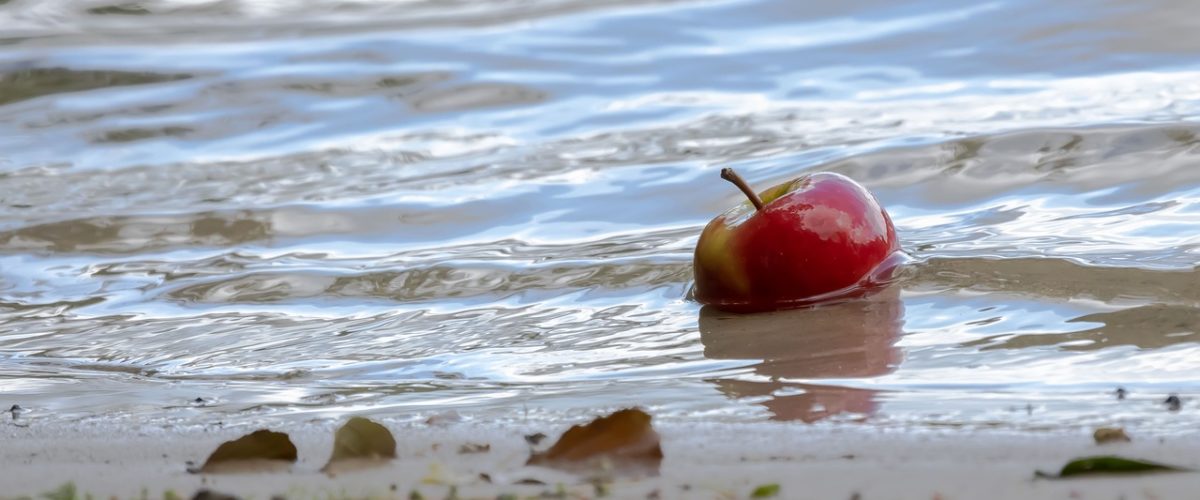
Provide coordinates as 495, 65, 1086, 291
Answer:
699, 286, 904, 422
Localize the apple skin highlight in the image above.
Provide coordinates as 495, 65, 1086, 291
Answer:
693, 170, 900, 313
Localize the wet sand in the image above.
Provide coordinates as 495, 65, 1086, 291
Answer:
3, 421, 1198, 499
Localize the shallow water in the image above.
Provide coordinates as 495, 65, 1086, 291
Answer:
1, 0, 1198, 431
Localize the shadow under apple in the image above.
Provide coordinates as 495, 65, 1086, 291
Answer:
699, 286, 904, 422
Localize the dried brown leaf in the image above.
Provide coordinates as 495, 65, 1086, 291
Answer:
458, 443, 491, 454
190, 490, 241, 500
526, 408, 662, 474
515, 478, 547, 485
322, 417, 397, 473
1093, 427, 1131, 444
195, 429, 297, 473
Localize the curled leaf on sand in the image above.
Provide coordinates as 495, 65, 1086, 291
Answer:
1035, 456, 1189, 479
458, 443, 491, 454
193, 429, 297, 473
527, 408, 662, 475
322, 417, 397, 473
1092, 427, 1131, 444
191, 490, 241, 500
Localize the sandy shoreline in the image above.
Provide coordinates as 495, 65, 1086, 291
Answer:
3, 419, 1199, 499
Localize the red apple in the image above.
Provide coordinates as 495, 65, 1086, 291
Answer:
693, 168, 900, 312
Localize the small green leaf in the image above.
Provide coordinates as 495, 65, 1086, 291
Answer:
41, 482, 77, 500
1037, 456, 1188, 478
751, 483, 780, 498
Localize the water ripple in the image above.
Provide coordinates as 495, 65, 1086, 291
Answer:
2, 0, 1200, 429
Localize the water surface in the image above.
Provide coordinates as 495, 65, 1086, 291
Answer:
1, 0, 1199, 431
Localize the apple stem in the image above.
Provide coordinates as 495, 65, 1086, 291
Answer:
720, 167, 764, 211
